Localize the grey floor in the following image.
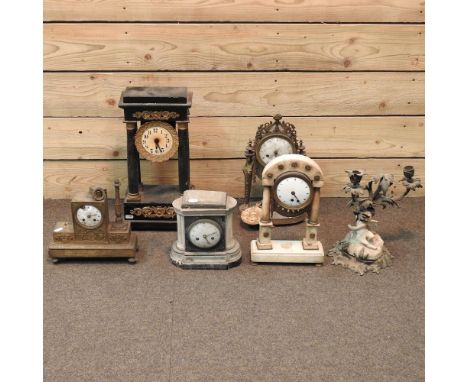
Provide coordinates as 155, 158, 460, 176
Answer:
44, 198, 424, 382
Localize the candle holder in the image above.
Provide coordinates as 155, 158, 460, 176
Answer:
328, 166, 423, 275
344, 170, 367, 205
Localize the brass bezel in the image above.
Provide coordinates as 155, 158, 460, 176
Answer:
135, 121, 179, 163
255, 133, 296, 168
272, 171, 313, 213
74, 204, 105, 230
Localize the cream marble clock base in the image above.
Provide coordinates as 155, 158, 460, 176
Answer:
170, 241, 241, 269
250, 240, 324, 263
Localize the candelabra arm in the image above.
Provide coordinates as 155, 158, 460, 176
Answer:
393, 179, 423, 202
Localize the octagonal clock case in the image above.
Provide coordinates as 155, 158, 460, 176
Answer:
170, 190, 242, 269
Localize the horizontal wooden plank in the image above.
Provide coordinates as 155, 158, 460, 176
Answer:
44, 24, 424, 71
44, 0, 425, 22
44, 117, 425, 160
43, 159, 425, 198
44, 72, 424, 117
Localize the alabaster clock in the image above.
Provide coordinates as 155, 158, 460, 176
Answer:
119, 87, 192, 230
251, 154, 324, 264
242, 114, 306, 226
48, 180, 138, 263
170, 190, 241, 269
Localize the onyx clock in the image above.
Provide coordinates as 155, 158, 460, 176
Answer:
119, 87, 192, 230
242, 115, 306, 226
170, 190, 241, 269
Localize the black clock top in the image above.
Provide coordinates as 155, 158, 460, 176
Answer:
119, 86, 191, 106
119, 86, 192, 122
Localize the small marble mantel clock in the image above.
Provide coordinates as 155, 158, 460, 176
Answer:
170, 190, 241, 269
250, 154, 324, 264
119, 87, 192, 230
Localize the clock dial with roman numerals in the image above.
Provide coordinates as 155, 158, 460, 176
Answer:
135, 121, 179, 162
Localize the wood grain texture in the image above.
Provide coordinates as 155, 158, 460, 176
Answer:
44, 117, 424, 160
44, 0, 425, 22
43, 159, 425, 199
44, 72, 424, 117
44, 24, 424, 71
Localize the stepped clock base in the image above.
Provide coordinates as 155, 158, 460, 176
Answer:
250, 240, 324, 263
48, 233, 138, 262
169, 241, 242, 270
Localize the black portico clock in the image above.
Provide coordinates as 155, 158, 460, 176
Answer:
119, 87, 192, 230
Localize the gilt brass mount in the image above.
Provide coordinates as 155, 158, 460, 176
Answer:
132, 111, 180, 120
129, 206, 176, 219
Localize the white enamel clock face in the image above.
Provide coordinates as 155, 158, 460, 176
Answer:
188, 220, 222, 249
275, 176, 311, 209
258, 137, 294, 165
76, 205, 103, 228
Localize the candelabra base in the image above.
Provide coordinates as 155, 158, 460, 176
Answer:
328, 241, 393, 276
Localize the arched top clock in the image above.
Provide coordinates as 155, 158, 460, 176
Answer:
242, 115, 307, 224
253, 115, 304, 167
262, 154, 323, 218
250, 154, 325, 264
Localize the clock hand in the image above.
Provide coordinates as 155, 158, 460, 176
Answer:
154, 138, 162, 152
202, 234, 211, 244
291, 191, 300, 202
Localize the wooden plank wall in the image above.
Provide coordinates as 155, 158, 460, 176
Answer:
43, 0, 425, 199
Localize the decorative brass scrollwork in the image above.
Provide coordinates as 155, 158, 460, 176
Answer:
129, 206, 176, 219
132, 111, 180, 120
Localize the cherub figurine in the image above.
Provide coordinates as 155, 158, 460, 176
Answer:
328, 166, 422, 275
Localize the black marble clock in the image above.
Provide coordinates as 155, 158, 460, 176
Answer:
119, 87, 192, 230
